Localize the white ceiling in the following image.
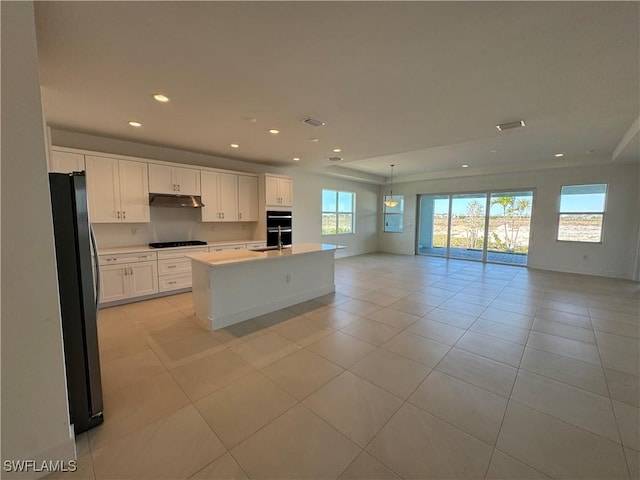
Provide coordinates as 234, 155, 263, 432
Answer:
35, 1, 639, 183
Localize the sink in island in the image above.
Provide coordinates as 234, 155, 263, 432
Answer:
187, 243, 342, 330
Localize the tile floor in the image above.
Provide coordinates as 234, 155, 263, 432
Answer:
49, 253, 639, 479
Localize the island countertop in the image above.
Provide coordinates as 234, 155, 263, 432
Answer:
186, 243, 342, 267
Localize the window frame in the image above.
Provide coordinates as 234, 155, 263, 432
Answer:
321, 189, 356, 236
556, 183, 607, 244
383, 194, 404, 233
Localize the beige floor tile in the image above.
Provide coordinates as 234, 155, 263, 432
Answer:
272, 315, 334, 346
211, 318, 269, 345
596, 331, 640, 354
170, 348, 254, 400
339, 452, 400, 479
100, 348, 166, 393
532, 318, 595, 344
189, 452, 248, 480
305, 306, 362, 329
314, 291, 351, 307
91, 405, 225, 480
589, 307, 640, 326
404, 291, 448, 307
306, 331, 376, 368
489, 300, 538, 317
592, 318, 640, 339
134, 308, 187, 331
195, 372, 296, 448
337, 298, 383, 317
538, 299, 590, 316
356, 291, 402, 307
439, 298, 488, 317
409, 370, 507, 445
527, 331, 601, 365
350, 348, 430, 399
286, 299, 327, 315
471, 319, 530, 345
97, 323, 149, 364
387, 298, 433, 316
153, 331, 225, 364
511, 370, 620, 442
534, 308, 592, 328
497, 402, 629, 479
381, 331, 450, 367
366, 308, 420, 329
485, 450, 552, 479
341, 318, 401, 346
613, 400, 640, 451
231, 404, 360, 479
521, 347, 608, 396
163, 292, 193, 309
366, 403, 493, 479
75, 432, 90, 458
600, 346, 640, 377
230, 331, 300, 368
436, 348, 517, 398
261, 348, 343, 400
422, 286, 457, 299
606, 368, 640, 407
456, 331, 524, 367
625, 447, 639, 480
407, 318, 466, 345
122, 297, 180, 319
371, 286, 412, 298
89, 371, 190, 450
424, 308, 478, 329
146, 316, 206, 346
452, 292, 494, 307
304, 371, 403, 447
481, 307, 534, 329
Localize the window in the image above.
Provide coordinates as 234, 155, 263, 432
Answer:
557, 184, 607, 243
322, 190, 355, 235
383, 195, 404, 232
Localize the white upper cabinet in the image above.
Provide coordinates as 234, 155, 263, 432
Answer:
238, 175, 258, 222
50, 150, 85, 173
201, 171, 239, 222
265, 175, 293, 207
148, 164, 200, 195
86, 155, 150, 223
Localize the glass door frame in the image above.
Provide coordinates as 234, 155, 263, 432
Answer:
416, 188, 536, 265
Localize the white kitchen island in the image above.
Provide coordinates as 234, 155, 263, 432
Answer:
187, 243, 341, 330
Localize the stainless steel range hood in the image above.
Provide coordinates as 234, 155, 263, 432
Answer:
149, 193, 204, 208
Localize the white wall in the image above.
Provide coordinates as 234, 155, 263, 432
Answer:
379, 163, 640, 279
51, 129, 379, 258
1, 2, 75, 478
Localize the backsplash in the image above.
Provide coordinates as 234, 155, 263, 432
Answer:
93, 208, 260, 248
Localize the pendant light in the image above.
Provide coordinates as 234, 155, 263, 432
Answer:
384, 164, 399, 208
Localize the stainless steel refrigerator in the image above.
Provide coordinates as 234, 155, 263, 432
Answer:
49, 172, 104, 433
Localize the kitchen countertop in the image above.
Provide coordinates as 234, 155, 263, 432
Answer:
187, 243, 342, 267
98, 240, 264, 256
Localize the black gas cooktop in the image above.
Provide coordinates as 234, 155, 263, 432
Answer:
148, 241, 207, 249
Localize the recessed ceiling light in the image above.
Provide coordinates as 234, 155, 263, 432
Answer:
461, 164, 469, 168
292, 157, 300, 161
310, 138, 319, 142
555, 153, 564, 157
490, 149, 499, 153
496, 120, 526, 131
244, 117, 257, 123
128, 121, 142, 127
333, 148, 342, 153
153, 94, 169, 103
230, 143, 239, 148
268, 129, 280, 134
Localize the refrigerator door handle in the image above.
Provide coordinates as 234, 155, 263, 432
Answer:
89, 222, 101, 312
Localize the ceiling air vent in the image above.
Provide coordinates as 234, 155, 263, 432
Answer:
327, 156, 343, 162
303, 118, 326, 127
496, 120, 526, 131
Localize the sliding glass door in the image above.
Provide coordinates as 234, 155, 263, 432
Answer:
417, 190, 534, 266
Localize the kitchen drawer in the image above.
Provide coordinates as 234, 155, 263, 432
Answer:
209, 244, 247, 252
99, 251, 157, 266
156, 247, 208, 260
246, 242, 267, 249
158, 258, 192, 275
159, 273, 192, 292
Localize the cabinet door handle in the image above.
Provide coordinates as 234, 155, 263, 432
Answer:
129, 267, 133, 275
168, 281, 177, 285
117, 211, 121, 219
122, 211, 126, 220
123, 267, 128, 276
168, 265, 176, 269
222, 212, 225, 219
177, 184, 181, 191
239, 213, 242, 219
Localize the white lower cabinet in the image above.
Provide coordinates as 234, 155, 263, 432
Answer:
98, 252, 158, 304
157, 247, 208, 292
